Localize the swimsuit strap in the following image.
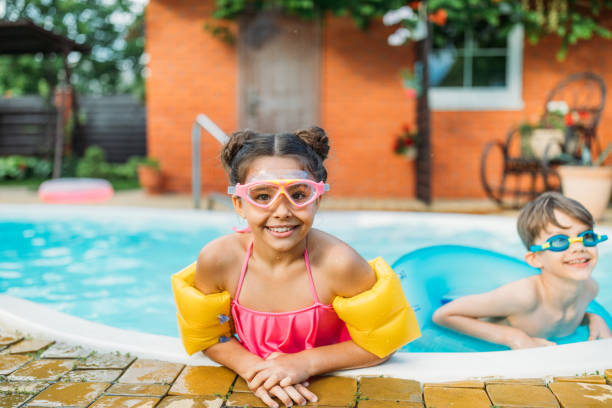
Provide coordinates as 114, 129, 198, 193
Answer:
235, 241, 320, 304
304, 247, 321, 304
234, 241, 253, 301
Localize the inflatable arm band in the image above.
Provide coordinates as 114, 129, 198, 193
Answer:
332, 257, 421, 358
171, 263, 231, 355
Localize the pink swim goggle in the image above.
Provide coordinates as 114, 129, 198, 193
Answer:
228, 178, 330, 208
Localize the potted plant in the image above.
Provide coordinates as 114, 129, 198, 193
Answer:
137, 157, 162, 194
519, 101, 570, 160
557, 141, 612, 221
393, 123, 418, 160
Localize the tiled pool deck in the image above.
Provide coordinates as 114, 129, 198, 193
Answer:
1, 332, 612, 408
2, 188, 612, 407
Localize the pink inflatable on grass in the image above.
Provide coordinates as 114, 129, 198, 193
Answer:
38, 178, 114, 204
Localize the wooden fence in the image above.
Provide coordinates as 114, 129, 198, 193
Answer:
0, 95, 146, 162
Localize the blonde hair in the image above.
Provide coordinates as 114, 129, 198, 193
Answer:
517, 191, 594, 249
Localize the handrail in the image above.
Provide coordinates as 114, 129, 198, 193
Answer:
192, 114, 229, 209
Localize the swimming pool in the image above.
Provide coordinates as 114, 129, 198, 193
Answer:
2, 204, 612, 352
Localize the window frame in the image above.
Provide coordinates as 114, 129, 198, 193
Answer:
429, 25, 524, 111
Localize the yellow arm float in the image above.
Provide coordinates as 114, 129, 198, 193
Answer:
171, 262, 232, 356
332, 257, 421, 358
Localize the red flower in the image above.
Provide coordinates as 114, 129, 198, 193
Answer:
402, 123, 412, 133
404, 138, 414, 146
428, 9, 448, 26
565, 112, 574, 126
409, 1, 421, 10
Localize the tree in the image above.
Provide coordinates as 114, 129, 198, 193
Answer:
0, 0, 145, 98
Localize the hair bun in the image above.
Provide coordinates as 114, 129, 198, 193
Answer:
294, 126, 329, 160
221, 129, 256, 169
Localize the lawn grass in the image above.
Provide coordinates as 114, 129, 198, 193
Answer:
0, 178, 141, 191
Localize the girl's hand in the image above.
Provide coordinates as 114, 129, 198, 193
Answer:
254, 382, 317, 408
587, 313, 612, 340
249, 352, 313, 391
507, 330, 556, 349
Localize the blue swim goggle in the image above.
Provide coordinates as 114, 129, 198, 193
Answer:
530, 230, 608, 252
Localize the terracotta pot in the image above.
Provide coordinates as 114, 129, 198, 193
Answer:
558, 165, 612, 221
138, 164, 162, 194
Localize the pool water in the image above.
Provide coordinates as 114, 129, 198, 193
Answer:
2, 206, 611, 352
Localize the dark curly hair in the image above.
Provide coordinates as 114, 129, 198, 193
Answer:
221, 126, 330, 185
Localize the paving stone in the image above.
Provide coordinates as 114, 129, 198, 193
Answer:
157, 396, 224, 408
0, 394, 32, 408
5, 339, 54, 355
606, 369, 612, 385
105, 383, 170, 397
307, 375, 357, 407
553, 375, 608, 384
88, 395, 160, 407
40, 342, 92, 359
359, 377, 422, 402
76, 352, 136, 369
168, 365, 235, 397
25, 382, 109, 407
61, 369, 122, 383
232, 376, 250, 392
422, 380, 484, 389
117, 359, 184, 385
485, 383, 560, 408
358, 401, 423, 408
0, 355, 32, 375
0, 335, 23, 348
423, 386, 491, 408
549, 382, 612, 408
485, 378, 547, 386
7, 359, 74, 381
225, 392, 268, 408
0, 381, 50, 394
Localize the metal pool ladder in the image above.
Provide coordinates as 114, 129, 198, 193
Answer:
192, 114, 229, 209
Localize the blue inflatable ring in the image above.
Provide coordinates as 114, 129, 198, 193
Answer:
392, 245, 612, 352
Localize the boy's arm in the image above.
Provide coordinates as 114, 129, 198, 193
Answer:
432, 279, 554, 349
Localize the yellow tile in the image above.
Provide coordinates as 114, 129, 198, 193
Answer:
40, 342, 92, 359
606, 369, 612, 385
88, 395, 160, 407
7, 359, 73, 381
5, 339, 54, 354
117, 359, 184, 384
169, 365, 236, 396
422, 380, 484, 389
76, 352, 136, 369
359, 377, 421, 402
105, 383, 170, 397
26, 382, 110, 407
485, 378, 546, 386
226, 392, 268, 408
233, 376, 250, 392
0, 394, 32, 408
553, 375, 607, 384
307, 375, 357, 407
0, 354, 32, 375
0, 380, 50, 394
61, 369, 123, 383
358, 400, 423, 408
0, 335, 23, 347
549, 382, 612, 408
157, 396, 224, 408
485, 384, 559, 408
423, 386, 491, 408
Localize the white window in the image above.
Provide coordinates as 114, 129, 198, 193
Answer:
429, 25, 523, 111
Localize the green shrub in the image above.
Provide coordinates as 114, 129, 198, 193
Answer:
0, 156, 53, 180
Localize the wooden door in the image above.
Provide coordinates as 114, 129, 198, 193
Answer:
238, 11, 321, 133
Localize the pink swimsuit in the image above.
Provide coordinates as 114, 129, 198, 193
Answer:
231, 242, 351, 359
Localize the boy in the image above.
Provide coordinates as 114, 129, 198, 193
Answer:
433, 191, 611, 349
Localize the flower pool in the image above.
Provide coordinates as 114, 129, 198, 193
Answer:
1, 204, 611, 380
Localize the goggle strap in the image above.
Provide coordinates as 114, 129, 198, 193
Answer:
228, 186, 236, 195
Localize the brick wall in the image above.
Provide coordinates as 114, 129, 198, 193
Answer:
146, 1, 612, 199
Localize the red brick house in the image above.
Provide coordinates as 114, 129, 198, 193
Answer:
145, 1, 612, 201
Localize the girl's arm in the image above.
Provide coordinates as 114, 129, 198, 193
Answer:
431, 279, 554, 349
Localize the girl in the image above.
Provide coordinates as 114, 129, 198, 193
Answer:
173, 127, 419, 407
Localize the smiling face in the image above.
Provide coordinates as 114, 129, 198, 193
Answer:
232, 155, 320, 253
526, 209, 598, 282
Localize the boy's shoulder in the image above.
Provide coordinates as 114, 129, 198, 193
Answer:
489, 276, 541, 313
